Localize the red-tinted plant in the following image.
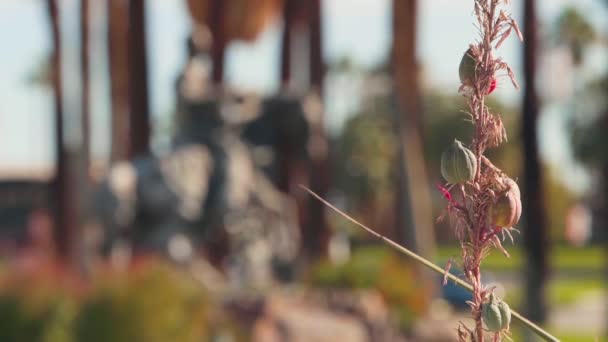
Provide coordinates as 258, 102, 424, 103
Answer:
438, 0, 523, 340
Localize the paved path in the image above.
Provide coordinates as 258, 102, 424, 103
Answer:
481, 271, 607, 335
549, 291, 606, 336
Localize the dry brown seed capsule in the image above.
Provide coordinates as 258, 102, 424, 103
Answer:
490, 178, 522, 227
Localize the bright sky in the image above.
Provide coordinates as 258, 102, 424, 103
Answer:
0, 0, 606, 191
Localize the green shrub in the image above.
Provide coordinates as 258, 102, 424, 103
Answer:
309, 246, 429, 330
0, 285, 76, 342
75, 262, 208, 342
0, 259, 210, 342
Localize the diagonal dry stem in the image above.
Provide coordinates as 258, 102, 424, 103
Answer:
300, 186, 560, 342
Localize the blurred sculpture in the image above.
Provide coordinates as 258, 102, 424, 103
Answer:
92, 38, 308, 289
93, 108, 301, 284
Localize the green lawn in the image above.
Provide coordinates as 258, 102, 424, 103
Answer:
436, 245, 605, 272
503, 277, 603, 306
552, 333, 605, 342
510, 329, 603, 342
437, 244, 605, 307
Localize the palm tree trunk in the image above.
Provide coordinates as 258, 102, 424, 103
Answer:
128, 0, 150, 158
77, 0, 92, 260
305, 0, 330, 258
108, 0, 131, 162
47, 0, 75, 261
522, 0, 549, 327
392, 0, 435, 256
280, 0, 295, 87
209, 0, 226, 84
80, 0, 90, 167
601, 128, 608, 338
309, 0, 324, 93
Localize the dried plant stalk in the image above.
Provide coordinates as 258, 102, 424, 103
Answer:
302, 186, 559, 341
442, 0, 526, 341
304, 1, 562, 340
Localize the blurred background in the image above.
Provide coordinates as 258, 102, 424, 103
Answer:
0, 0, 607, 341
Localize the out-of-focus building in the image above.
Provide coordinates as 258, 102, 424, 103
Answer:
0, 167, 52, 247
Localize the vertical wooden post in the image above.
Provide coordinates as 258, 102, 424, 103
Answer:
522, 0, 549, 326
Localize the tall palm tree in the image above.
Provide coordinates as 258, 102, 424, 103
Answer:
280, 0, 295, 86
107, 0, 150, 160
559, 2, 608, 337
128, 0, 150, 158
601, 2, 608, 337
108, 0, 131, 162
305, 0, 330, 258
392, 0, 435, 256
80, 0, 90, 167
47, 0, 74, 260
555, 7, 595, 67
208, 0, 226, 84
522, 0, 549, 326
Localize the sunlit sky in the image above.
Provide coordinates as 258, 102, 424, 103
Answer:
0, 0, 606, 192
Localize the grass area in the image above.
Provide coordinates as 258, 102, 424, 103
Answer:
438, 244, 604, 312
504, 277, 604, 306
553, 333, 606, 342
436, 245, 605, 272
550, 278, 603, 305
510, 329, 604, 342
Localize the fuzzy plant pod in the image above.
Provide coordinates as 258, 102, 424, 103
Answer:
490, 178, 522, 227
498, 300, 512, 330
459, 48, 478, 85
482, 293, 511, 332
440, 140, 477, 184
459, 47, 497, 95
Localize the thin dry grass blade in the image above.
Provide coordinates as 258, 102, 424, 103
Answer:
300, 185, 560, 342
